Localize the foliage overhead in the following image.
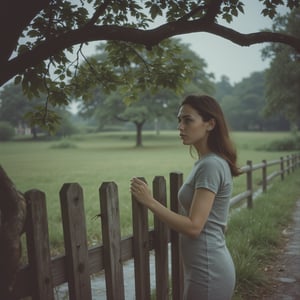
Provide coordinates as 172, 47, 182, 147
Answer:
1, 0, 300, 130
2, 0, 300, 90
72, 38, 197, 104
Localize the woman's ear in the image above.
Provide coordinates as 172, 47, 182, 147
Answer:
208, 118, 216, 131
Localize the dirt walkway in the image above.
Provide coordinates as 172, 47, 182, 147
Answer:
260, 199, 300, 300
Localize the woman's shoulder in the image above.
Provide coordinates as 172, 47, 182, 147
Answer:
197, 153, 225, 166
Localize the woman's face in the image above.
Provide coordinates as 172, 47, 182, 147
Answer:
177, 104, 212, 149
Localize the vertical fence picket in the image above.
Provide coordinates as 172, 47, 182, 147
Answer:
169, 172, 184, 300
153, 176, 169, 300
60, 183, 92, 300
246, 160, 253, 208
131, 177, 151, 300
99, 182, 125, 300
24, 189, 54, 300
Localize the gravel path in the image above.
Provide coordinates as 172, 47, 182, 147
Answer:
259, 199, 300, 300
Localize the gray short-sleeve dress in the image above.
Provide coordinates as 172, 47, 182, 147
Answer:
178, 153, 235, 300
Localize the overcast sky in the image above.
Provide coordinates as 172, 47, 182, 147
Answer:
178, 1, 288, 84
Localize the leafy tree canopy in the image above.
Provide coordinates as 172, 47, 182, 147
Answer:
72, 38, 198, 104
76, 39, 214, 146
1, 0, 300, 91
1, 0, 300, 131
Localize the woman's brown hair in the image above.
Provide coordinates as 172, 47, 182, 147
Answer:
181, 94, 241, 177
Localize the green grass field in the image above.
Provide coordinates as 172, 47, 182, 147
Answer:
0, 130, 295, 253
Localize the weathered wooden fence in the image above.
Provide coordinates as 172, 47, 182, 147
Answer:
6, 153, 300, 300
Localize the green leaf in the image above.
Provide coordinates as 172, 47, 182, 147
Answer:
149, 4, 162, 19
14, 75, 22, 85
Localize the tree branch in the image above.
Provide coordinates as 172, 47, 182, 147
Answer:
206, 22, 300, 50
1, 18, 300, 86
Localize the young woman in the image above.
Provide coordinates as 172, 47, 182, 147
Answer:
130, 94, 240, 300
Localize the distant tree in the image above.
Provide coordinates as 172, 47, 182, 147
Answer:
75, 39, 214, 146
221, 71, 290, 131
0, 83, 44, 137
1, 1, 300, 130
0, 122, 15, 141
94, 89, 179, 146
0, 82, 77, 137
214, 75, 233, 103
263, 7, 300, 126
222, 73, 264, 130
53, 110, 79, 137
178, 43, 215, 96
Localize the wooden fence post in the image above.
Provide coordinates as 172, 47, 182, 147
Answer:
262, 159, 267, 192
292, 154, 295, 172
280, 157, 285, 180
60, 183, 92, 300
153, 176, 169, 300
131, 177, 151, 300
246, 160, 253, 209
24, 189, 54, 300
287, 155, 291, 175
169, 172, 184, 300
99, 182, 125, 300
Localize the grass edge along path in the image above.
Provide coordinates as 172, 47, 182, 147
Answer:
228, 168, 300, 300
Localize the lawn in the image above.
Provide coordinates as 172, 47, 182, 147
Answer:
0, 130, 295, 253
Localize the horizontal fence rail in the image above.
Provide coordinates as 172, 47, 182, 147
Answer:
2, 153, 300, 300
231, 154, 300, 209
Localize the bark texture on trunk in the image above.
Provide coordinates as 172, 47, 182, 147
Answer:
0, 166, 27, 298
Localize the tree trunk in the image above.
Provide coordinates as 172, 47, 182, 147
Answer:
31, 126, 37, 139
155, 118, 160, 135
0, 166, 27, 298
135, 121, 145, 147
